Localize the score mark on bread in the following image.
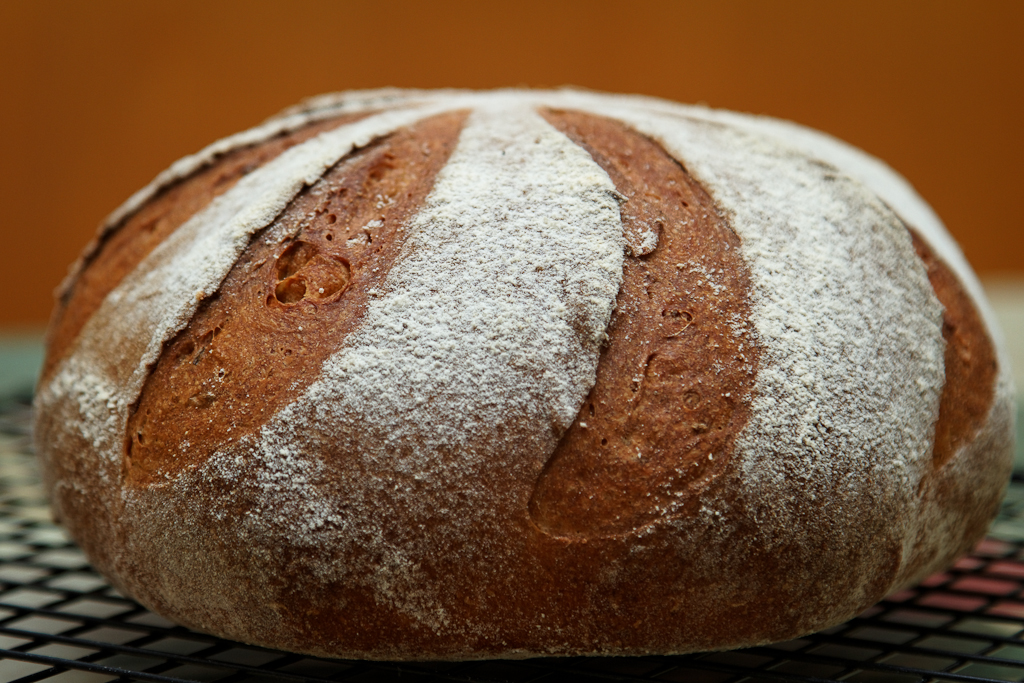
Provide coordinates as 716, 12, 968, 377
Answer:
41, 111, 375, 383
125, 111, 466, 486
531, 110, 759, 537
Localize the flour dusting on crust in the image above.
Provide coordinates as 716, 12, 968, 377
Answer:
610, 100, 1014, 583
34, 89, 1015, 659
297, 103, 624, 451
683, 108, 1009, 362
123, 102, 625, 633
57, 91, 419, 303
36, 106, 444, 487
593, 104, 947, 544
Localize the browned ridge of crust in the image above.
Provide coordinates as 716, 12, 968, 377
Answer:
124, 111, 468, 486
41, 111, 376, 383
909, 231, 997, 469
532, 109, 760, 537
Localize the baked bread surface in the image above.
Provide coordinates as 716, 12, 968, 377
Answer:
35, 89, 1015, 659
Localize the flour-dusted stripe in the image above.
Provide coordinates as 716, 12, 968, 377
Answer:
683, 106, 1015, 588
57, 99, 395, 305
596, 105, 946, 533
37, 105, 449, 477
138, 102, 626, 631
102, 94, 408, 233
570, 90, 1010, 378
254, 99, 624, 489
680, 108, 1007, 353
56, 90, 424, 304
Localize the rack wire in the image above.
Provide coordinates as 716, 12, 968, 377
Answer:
4, 395, 1024, 683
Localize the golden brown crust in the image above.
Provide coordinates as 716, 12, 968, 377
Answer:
532, 109, 759, 536
125, 111, 468, 485
909, 231, 997, 469
41, 112, 374, 383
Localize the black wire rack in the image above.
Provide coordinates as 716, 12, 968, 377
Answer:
4, 396, 1024, 683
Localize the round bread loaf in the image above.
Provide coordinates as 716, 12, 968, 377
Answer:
35, 89, 1015, 660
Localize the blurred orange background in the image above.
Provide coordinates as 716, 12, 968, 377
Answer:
1, 1, 1022, 327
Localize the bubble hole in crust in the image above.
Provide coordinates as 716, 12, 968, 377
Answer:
530, 109, 761, 537
124, 111, 468, 486
272, 241, 351, 304
41, 112, 375, 383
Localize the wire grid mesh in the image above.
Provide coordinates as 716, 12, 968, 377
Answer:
4, 398, 1024, 683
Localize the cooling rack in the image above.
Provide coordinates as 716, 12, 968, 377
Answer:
4, 397, 1024, 683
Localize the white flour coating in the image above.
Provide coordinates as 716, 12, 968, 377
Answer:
599, 98, 1015, 576
559, 90, 1011, 380
57, 89, 419, 302
593, 103, 947, 532
297, 103, 623, 447
684, 108, 1011, 367
273, 88, 459, 123
160, 103, 625, 626
104, 92, 408, 232
677, 108, 1016, 504
37, 106, 445, 481
684, 109, 1015, 582
572, 93, 1013, 576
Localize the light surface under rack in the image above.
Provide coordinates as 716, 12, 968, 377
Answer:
5, 401, 1024, 683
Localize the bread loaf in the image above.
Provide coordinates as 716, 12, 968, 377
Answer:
34, 89, 1015, 660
